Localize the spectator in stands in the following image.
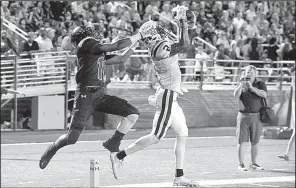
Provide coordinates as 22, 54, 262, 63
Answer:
131, 13, 142, 33
249, 38, 263, 66
232, 39, 244, 60
1, 30, 19, 56
21, 32, 40, 58
194, 43, 210, 81
242, 38, 251, 61
287, 41, 296, 61
283, 12, 295, 36
246, 18, 260, 38
218, 10, 231, 32
203, 22, 217, 46
159, 3, 173, 27
35, 28, 53, 52
279, 37, 293, 61
234, 65, 267, 171
1, 1, 10, 18
213, 1, 223, 24
267, 37, 279, 67
216, 32, 230, 51
245, 3, 257, 21
61, 29, 74, 52
18, 18, 30, 32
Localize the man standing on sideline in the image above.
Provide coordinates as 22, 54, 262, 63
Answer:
39, 26, 147, 170
233, 65, 267, 171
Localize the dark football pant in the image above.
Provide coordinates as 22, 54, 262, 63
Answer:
54, 90, 139, 150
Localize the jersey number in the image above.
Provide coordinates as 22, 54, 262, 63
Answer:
97, 57, 105, 81
163, 45, 171, 52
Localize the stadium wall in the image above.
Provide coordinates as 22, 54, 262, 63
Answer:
105, 88, 290, 129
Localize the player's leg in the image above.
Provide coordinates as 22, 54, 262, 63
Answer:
95, 94, 140, 152
170, 103, 198, 187
249, 114, 264, 170
236, 112, 250, 171
39, 92, 94, 169
111, 89, 175, 179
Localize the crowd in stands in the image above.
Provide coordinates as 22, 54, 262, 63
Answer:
1, 1, 295, 83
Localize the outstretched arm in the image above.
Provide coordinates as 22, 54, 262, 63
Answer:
170, 19, 190, 56
89, 33, 142, 54
105, 42, 139, 65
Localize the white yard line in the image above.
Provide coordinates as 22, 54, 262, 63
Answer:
103, 176, 295, 187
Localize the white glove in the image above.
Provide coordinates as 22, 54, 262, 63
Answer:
178, 6, 188, 20
172, 5, 188, 20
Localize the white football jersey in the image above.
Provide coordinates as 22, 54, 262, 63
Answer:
149, 40, 183, 95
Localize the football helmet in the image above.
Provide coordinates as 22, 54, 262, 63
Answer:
139, 21, 168, 48
71, 26, 103, 47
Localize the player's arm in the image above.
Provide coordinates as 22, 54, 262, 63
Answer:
170, 19, 190, 56
90, 33, 142, 54
105, 42, 139, 65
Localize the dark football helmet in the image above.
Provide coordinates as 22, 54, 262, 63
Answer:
71, 26, 103, 47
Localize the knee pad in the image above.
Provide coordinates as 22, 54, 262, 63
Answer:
67, 125, 83, 145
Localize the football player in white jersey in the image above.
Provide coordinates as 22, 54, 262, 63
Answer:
109, 8, 199, 187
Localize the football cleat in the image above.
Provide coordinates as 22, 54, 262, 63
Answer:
39, 144, 57, 169
110, 152, 122, 179
278, 155, 290, 161
173, 176, 199, 187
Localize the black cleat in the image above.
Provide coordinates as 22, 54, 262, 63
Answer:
102, 139, 120, 152
39, 144, 57, 169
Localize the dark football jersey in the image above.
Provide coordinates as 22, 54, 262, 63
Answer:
76, 38, 106, 87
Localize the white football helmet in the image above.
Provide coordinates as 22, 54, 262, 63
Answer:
139, 20, 168, 48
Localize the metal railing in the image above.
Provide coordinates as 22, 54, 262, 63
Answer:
1, 51, 294, 131
1, 16, 28, 41
1, 51, 70, 131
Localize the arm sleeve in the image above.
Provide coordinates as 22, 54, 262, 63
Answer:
83, 38, 133, 55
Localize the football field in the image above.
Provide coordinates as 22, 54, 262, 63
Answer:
1, 128, 295, 187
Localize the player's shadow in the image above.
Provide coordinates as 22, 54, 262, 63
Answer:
1, 158, 39, 162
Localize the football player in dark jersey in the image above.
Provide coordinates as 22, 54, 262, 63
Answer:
39, 26, 144, 170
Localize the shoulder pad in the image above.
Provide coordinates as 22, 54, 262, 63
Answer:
151, 40, 171, 59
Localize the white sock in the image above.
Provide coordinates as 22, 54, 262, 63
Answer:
174, 136, 187, 169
